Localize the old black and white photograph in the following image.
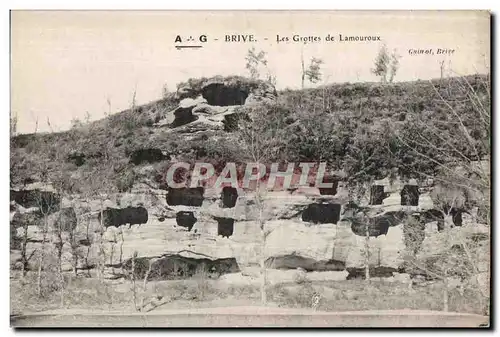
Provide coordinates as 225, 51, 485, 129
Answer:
8, 10, 491, 328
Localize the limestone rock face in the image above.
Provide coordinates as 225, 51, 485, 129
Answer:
265, 221, 353, 270
154, 76, 278, 131
345, 225, 405, 270
175, 76, 277, 106
10, 170, 489, 282
264, 221, 405, 271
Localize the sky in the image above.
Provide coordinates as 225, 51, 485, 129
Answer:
11, 10, 490, 134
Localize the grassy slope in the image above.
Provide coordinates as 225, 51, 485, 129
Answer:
10, 74, 489, 194
11, 272, 485, 315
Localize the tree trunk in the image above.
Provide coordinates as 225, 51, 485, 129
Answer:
97, 208, 104, 281
70, 230, 78, 277
444, 214, 454, 229
301, 50, 305, 89
131, 255, 139, 311
365, 221, 370, 283
141, 261, 153, 311
21, 225, 29, 278
37, 253, 43, 296
37, 217, 49, 296
260, 219, 267, 305
59, 263, 64, 307
443, 277, 449, 312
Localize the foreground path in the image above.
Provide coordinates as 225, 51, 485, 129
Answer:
11, 307, 489, 327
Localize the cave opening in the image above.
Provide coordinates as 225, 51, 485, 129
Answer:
124, 255, 240, 280
10, 189, 61, 214
215, 217, 235, 238
55, 207, 77, 232
129, 148, 167, 165
403, 214, 426, 254
301, 203, 341, 224
201, 83, 248, 106
346, 267, 397, 279
401, 185, 420, 206
318, 177, 339, 195
68, 153, 86, 166
176, 211, 197, 231
171, 106, 198, 128
369, 185, 385, 205
450, 208, 463, 227
265, 255, 345, 271
350, 219, 390, 237
221, 186, 238, 208
98, 206, 148, 228
421, 209, 444, 231
167, 187, 204, 206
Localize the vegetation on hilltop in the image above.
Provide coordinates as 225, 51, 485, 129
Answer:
10, 74, 490, 201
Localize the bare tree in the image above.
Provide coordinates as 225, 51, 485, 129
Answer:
238, 103, 288, 305
34, 191, 60, 296
439, 60, 446, 79
301, 51, 324, 88
11, 212, 38, 278
10, 113, 18, 136
245, 47, 276, 85
128, 251, 139, 311
395, 74, 490, 313
372, 44, 400, 83
388, 49, 401, 83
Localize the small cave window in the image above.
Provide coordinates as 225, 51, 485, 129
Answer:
422, 209, 444, 232
215, 217, 235, 238
176, 212, 197, 231
450, 208, 463, 227
318, 178, 338, 195
401, 185, 420, 206
369, 185, 385, 205
67, 153, 86, 166
221, 187, 238, 208
302, 203, 341, 224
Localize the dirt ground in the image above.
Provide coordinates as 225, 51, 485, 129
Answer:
10, 270, 489, 323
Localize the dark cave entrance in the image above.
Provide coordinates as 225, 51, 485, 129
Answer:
301, 203, 341, 224
350, 219, 390, 237
123, 255, 240, 280
166, 187, 204, 206
129, 148, 167, 165
265, 255, 345, 271
176, 211, 197, 231
346, 267, 397, 279
201, 83, 248, 106
401, 185, 420, 206
318, 177, 339, 195
171, 106, 198, 128
98, 207, 149, 228
421, 209, 445, 231
221, 187, 238, 208
10, 189, 61, 214
215, 217, 235, 238
451, 209, 463, 227
369, 185, 385, 205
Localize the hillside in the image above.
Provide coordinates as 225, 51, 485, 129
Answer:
9, 73, 491, 317
10, 74, 490, 194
